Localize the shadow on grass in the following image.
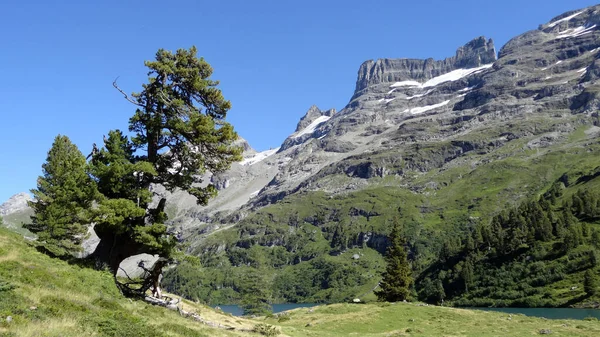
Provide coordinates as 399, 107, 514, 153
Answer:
561, 293, 591, 308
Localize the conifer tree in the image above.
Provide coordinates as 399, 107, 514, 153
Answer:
435, 278, 446, 304
25, 135, 98, 257
584, 269, 598, 296
461, 258, 474, 292
240, 267, 273, 316
376, 218, 413, 302
591, 229, 600, 249
90, 47, 242, 279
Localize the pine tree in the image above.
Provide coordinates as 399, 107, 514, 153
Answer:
591, 229, 600, 249
376, 218, 413, 302
240, 267, 273, 316
584, 269, 598, 296
435, 278, 446, 304
25, 135, 98, 257
461, 258, 474, 292
90, 47, 242, 278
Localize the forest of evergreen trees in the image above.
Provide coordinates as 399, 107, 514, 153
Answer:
418, 180, 600, 307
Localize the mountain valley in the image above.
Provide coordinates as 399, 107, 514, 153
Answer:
4, 4, 600, 309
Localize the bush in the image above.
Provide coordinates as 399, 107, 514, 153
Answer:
277, 313, 291, 322
253, 323, 279, 336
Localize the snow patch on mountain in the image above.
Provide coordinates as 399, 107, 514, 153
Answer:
292, 116, 331, 138
390, 64, 493, 89
403, 100, 450, 115
556, 25, 597, 39
240, 147, 280, 166
390, 80, 422, 88
406, 90, 433, 100
548, 11, 584, 28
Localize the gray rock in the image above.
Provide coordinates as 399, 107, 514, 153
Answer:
0, 192, 31, 216
353, 36, 496, 94
116, 254, 160, 279
295, 106, 336, 132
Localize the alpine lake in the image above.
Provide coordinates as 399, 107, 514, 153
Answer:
216, 303, 600, 320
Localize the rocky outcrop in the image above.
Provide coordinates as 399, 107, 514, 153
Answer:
280, 106, 336, 151
353, 36, 496, 94
0, 192, 31, 216
295, 106, 336, 132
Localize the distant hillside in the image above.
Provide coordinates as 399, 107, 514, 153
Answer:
2, 228, 600, 337
0, 193, 33, 238
162, 4, 600, 305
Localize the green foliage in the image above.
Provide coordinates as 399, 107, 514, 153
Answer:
164, 246, 384, 305
418, 175, 600, 307
24, 135, 98, 257
376, 218, 413, 302
127, 46, 242, 204
239, 266, 273, 316
161, 123, 600, 306
584, 269, 598, 296
0, 278, 15, 292
252, 323, 279, 336
277, 313, 291, 322
87, 47, 242, 276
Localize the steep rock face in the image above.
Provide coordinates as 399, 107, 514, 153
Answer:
295, 106, 336, 132
280, 106, 336, 151
353, 36, 496, 95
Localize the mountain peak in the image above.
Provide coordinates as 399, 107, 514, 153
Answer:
295, 105, 336, 132
353, 36, 496, 94
0, 192, 32, 216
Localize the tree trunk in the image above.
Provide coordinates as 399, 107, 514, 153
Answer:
89, 230, 144, 277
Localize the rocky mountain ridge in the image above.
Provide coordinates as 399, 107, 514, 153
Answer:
4, 4, 600, 253
177, 4, 600, 247
353, 36, 496, 94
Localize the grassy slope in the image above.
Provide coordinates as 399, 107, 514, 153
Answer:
1, 228, 600, 336
268, 302, 600, 337
0, 227, 256, 337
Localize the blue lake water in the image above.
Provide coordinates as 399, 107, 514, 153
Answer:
468, 307, 600, 320
215, 303, 318, 316
216, 303, 600, 320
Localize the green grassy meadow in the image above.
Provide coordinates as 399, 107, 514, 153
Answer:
2, 226, 600, 336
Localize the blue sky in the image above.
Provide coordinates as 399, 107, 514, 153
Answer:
0, 0, 597, 203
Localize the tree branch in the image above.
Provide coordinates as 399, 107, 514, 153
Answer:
113, 77, 142, 106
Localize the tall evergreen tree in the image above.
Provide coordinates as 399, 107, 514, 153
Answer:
25, 135, 98, 257
584, 269, 598, 296
461, 258, 474, 292
591, 229, 600, 249
90, 47, 242, 280
376, 218, 413, 302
